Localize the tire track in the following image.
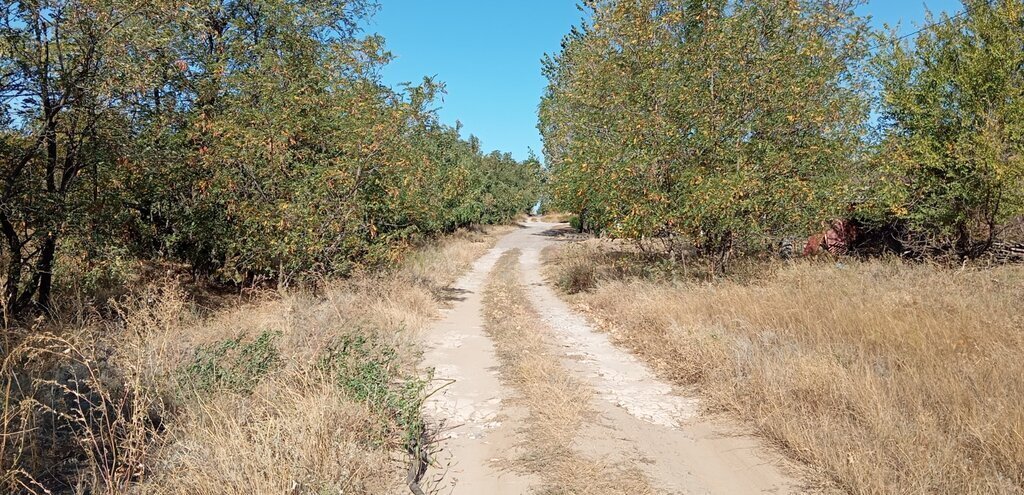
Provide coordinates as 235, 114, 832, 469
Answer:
422, 222, 801, 494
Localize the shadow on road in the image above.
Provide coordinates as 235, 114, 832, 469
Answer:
436, 287, 472, 303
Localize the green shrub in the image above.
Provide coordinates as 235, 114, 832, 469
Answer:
179, 331, 281, 393
318, 335, 429, 450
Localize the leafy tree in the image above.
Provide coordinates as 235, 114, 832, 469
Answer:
0, 0, 541, 320
873, 0, 1024, 257
541, 0, 872, 272
0, 0, 171, 316
120, 0, 541, 283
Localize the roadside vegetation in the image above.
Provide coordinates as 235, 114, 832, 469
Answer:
540, 0, 1024, 271
1, 0, 540, 320
5, 0, 1023, 493
2, 224, 510, 493
540, 1, 1024, 492
0, 0, 538, 492
547, 242, 1024, 493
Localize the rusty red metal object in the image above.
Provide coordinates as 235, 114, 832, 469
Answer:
803, 233, 826, 256
804, 219, 859, 256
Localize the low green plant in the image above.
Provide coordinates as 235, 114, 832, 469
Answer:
318, 335, 428, 451
178, 331, 281, 393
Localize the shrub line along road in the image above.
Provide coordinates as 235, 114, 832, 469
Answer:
421, 221, 798, 494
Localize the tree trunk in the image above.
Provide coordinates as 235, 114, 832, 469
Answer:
1, 214, 24, 318
34, 233, 57, 314
35, 39, 61, 315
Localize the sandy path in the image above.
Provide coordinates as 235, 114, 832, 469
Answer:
420, 246, 535, 494
421, 222, 799, 494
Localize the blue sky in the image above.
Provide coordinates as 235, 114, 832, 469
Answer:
368, 1, 963, 162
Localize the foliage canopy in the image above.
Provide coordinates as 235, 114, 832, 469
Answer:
540, 0, 872, 270
0, 0, 541, 317
541, 0, 1024, 269
873, 0, 1024, 256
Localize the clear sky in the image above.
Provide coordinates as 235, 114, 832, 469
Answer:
368, 1, 964, 162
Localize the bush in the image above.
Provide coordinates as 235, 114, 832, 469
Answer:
557, 258, 598, 294
318, 335, 429, 451
178, 331, 281, 393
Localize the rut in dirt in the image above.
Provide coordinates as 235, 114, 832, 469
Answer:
420, 221, 799, 494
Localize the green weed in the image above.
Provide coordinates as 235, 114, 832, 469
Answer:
179, 331, 281, 393
318, 335, 428, 451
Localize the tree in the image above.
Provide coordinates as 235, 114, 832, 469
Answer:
111, 0, 541, 284
541, 0, 872, 272
0, 0, 542, 322
0, 0, 168, 317
873, 0, 1024, 257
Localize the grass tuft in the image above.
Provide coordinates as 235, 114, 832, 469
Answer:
556, 257, 598, 294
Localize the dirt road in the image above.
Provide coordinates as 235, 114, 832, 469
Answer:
421, 222, 798, 494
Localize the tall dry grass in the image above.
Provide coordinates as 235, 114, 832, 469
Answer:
531, 212, 574, 223
2, 225, 508, 494
547, 243, 1024, 494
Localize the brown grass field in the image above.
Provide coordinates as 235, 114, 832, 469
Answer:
2, 226, 509, 494
546, 241, 1024, 494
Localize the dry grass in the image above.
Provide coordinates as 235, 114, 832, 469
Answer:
483, 249, 654, 495
138, 373, 396, 495
531, 212, 574, 223
2, 225, 508, 494
546, 243, 1024, 494
1, 330, 162, 495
